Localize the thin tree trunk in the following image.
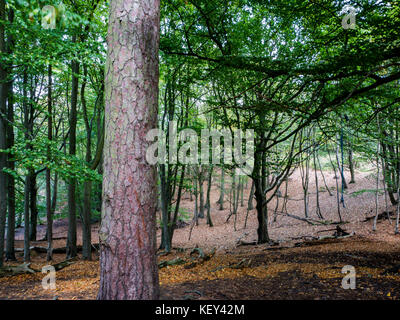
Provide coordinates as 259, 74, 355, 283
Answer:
198, 168, 205, 219
317, 151, 333, 196
240, 176, 244, 207
336, 141, 348, 190
395, 179, 400, 234
328, 147, 342, 222
169, 166, 186, 246
313, 141, 323, 220
5, 8, 15, 261
218, 168, 225, 210
255, 178, 269, 244
29, 173, 38, 241
0, 0, 7, 267
206, 166, 213, 227
373, 142, 381, 232
348, 146, 355, 184
244, 180, 255, 229
46, 63, 53, 261
194, 171, 199, 226
66, 49, 79, 259
23, 175, 30, 262
81, 65, 93, 261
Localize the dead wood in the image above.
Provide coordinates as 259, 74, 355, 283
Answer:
211, 258, 252, 272
158, 257, 186, 269
0, 263, 38, 277
0, 257, 78, 278
184, 248, 216, 269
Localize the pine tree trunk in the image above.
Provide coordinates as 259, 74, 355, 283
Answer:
98, 0, 160, 300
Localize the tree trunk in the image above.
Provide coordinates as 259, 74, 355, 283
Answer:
198, 169, 205, 219
5, 7, 14, 261
23, 175, 30, 262
255, 178, 269, 244
206, 166, 213, 227
66, 50, 79, 259
81, 65, 93, 261
29, 173, 38, 241
0, 0, 7, 267
218, 168, 225, 210
46, 63, 53, 261
98, 0, 160, 300
348, 146, 355, 184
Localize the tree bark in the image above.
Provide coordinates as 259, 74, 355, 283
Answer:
98, 0, 160, 300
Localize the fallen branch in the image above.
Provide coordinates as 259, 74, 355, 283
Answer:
236, 240, 258, 247
0, 263, 38, 277
211, 258, 252, 272
15, 244, 100, 254
158, 257, 186, 269
184, 248, 216, 269
279, 212, 342, 226
52, 257, 78, 271
364, 211, 395, 222
0, 257, 77, 278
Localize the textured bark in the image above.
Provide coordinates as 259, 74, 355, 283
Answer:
97, 0, 160, 300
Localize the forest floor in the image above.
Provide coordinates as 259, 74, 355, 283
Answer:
1, 168, 400, 300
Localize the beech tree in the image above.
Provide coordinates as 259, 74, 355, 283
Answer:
97, 0, 160, 300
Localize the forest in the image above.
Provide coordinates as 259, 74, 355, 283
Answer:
0, 0, 400, 302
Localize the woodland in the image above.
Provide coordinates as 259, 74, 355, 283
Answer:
0, 0, 400, 300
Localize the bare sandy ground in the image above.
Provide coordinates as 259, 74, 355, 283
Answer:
13, 167, 399, 253
168, 167, 400, 252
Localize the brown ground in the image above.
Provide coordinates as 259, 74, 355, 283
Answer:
0, 167, 399, 300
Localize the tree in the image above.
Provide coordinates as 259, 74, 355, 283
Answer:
97, 0, 160, 300
0, 0, 7, 267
